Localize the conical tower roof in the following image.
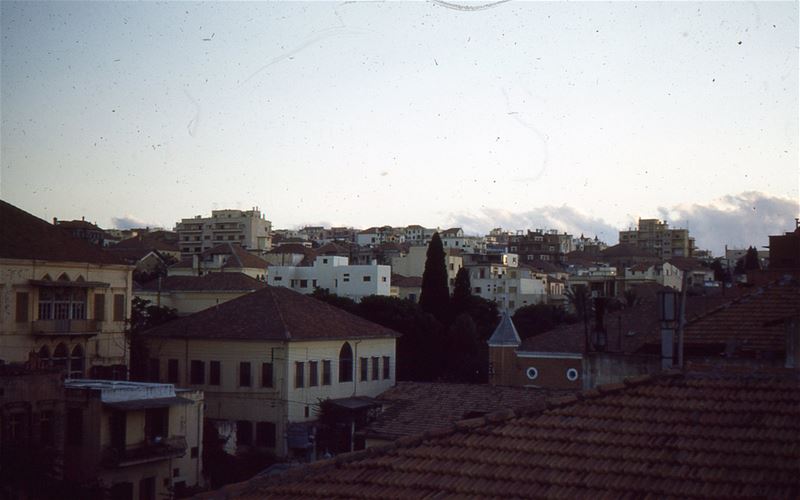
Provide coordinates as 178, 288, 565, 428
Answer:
487, 311, 521, 347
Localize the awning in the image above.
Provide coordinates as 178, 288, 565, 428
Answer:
29, 279, 110, 288
104, 396, 193, 411
328, 396, 380, 411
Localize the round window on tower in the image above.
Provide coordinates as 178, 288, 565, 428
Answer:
526, 367, 539, 380
566, 368, 579, 381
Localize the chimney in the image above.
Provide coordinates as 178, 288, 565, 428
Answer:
53, 217, 58, 225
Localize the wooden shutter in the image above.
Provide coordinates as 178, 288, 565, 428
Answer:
15, 292, 29, 322
94, 293, 105, 321
113, 294, 125, 321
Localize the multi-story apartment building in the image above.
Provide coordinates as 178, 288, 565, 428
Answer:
268, 256, 391, 301
356, 226, 405, 247
175, 208, 272, 258
508, 229, 574, 264
53, 217, 108, 246
63, 379, 203, 499
142, 286, 398, 459
1, 201, 134, 379
462, 253, 548, 312
619, 218, 695, 259
390, 245, 463, 291
439, 228, 486, 253
402, 225, 438, 245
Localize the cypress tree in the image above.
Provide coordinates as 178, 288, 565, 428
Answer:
451, 267, 471, 316
419, 232, 450, 323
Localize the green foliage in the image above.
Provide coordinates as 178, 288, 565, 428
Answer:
310, 287, 359, 314
443, 314, 483, 383
419, 232, 450, 323
745, 246, 761, 271
710, 258, 727, 282
512, 303, 577, 340
129, 296, 178, 381
451, 267, 472, 315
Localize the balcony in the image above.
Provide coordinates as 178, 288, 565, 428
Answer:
32, 319, 99, 336
102, 436, 187, 468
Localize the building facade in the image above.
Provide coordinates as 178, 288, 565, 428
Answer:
619, 218, 695, 259
1, 201, 133, 378
268, 256, 390, 301
508, 229, 574, 264
175, 208, 272, 257
143, 286, 399, 459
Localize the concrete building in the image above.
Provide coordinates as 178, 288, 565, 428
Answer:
175, 208, 272, 257
508, 229, 574, 264
768, 220, 800, 271
0, 201, 134, 379
390, 245, 463, 291
63, 379, 203, 499
168, 243, 270, 280
619, 218, 695, 259
142, 286, 399, 459
53, 217, 109, 247
135, 274, 267, 316
268, 256, 390, 301
462, 253, 548, 312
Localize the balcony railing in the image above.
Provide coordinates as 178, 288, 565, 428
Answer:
32, 319, 99, 335
102, 436, 187, 467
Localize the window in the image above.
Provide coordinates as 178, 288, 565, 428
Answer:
139, 477, 156, 500
66, 408, 83, 446
239, 362, 251, 387
371, 357, 379, 380
236, 421, 253, 446
273, 276, 282, 281
209, 361, 221, 385
6, 412, 26, 443
339, 343, 353, 382
113, 294, 125, 321
359, 357, 368, 382
300, 279, 308, 288
94, 293, 105, 321
322, 360, 332, 385
256, 422, 276, 447
69, 344, 85, 378
381, 276, 387, 282
474, 287, 482, 293
383, 356, 390, 379
308, 361, 318, 387
363, 275, 371, 282
190, 360, 205, 385
191, 447, 199, 458
295, 361, 305, 388
147, 359, 160, 382
343, 273, 350, 283
261, 362, 273, 388
53, 343, 68, 370
167, 359, 179, 384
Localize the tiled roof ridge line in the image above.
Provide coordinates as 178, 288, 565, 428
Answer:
269, 288, 291, 340
226, 243, 243, 268
684, 279, 786, 328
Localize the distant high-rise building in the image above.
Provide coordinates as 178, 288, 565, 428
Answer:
507, 229, 573, 264
175, 208, 272, 257
619, 218, 694, 259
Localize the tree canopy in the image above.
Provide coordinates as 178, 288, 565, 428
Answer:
419, 232, 450, 323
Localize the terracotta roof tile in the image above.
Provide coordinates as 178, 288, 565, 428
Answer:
0, 200, 126, 265
218, 368, 800, 499
142, 285, 399, 341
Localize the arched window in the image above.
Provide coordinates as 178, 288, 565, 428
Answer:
53, 343, 68, 370
70, 345, 85, 378
338, 342, 353, 383
38, 345, 51, 367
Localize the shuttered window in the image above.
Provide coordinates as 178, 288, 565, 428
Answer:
15, 292, 29, 322
94, 293, 105, 321
113, 294, 125, 321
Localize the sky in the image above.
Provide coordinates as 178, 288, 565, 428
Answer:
1, 0, 798, 255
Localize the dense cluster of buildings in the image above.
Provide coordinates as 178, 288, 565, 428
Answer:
2, 199, 798, 499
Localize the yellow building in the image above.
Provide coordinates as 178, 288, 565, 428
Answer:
63, 379, 203, 499
0, 201, 134, 378
619, 218, 695, 259
142, 286, 399, 458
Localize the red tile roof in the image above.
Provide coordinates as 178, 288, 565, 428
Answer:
0, 200, 126, 265
110, 231, 179, 253
136, 273, 267, 292
363, 382, 573, 441
142, 285, 400, 341
390, 274, 422, 287
681, 278, 800, 354
211, 367, 800, 499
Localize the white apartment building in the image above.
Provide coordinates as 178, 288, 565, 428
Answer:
390, 245, 463, 290
465, 254, 548, 312
175, 208, 272, 257
268, 256, 390, 301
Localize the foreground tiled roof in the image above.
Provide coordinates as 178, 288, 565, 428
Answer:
142, 285, 399, 341
136, 273, 267, 292
110, 230, 179, 253
362, 382, 573, 442
206, 366, 800, 499
681, 278, 800, 354
602, 243, 655, 259
0, 200, 126, 265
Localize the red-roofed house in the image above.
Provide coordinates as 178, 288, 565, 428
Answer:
143, 286, 400, 458
0, 201, 134, 378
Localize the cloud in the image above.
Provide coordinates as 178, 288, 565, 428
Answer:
447, 191, 798, 257
656, 191, 799, 255
447, 205, 618, 243
110, 215, 161, 230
